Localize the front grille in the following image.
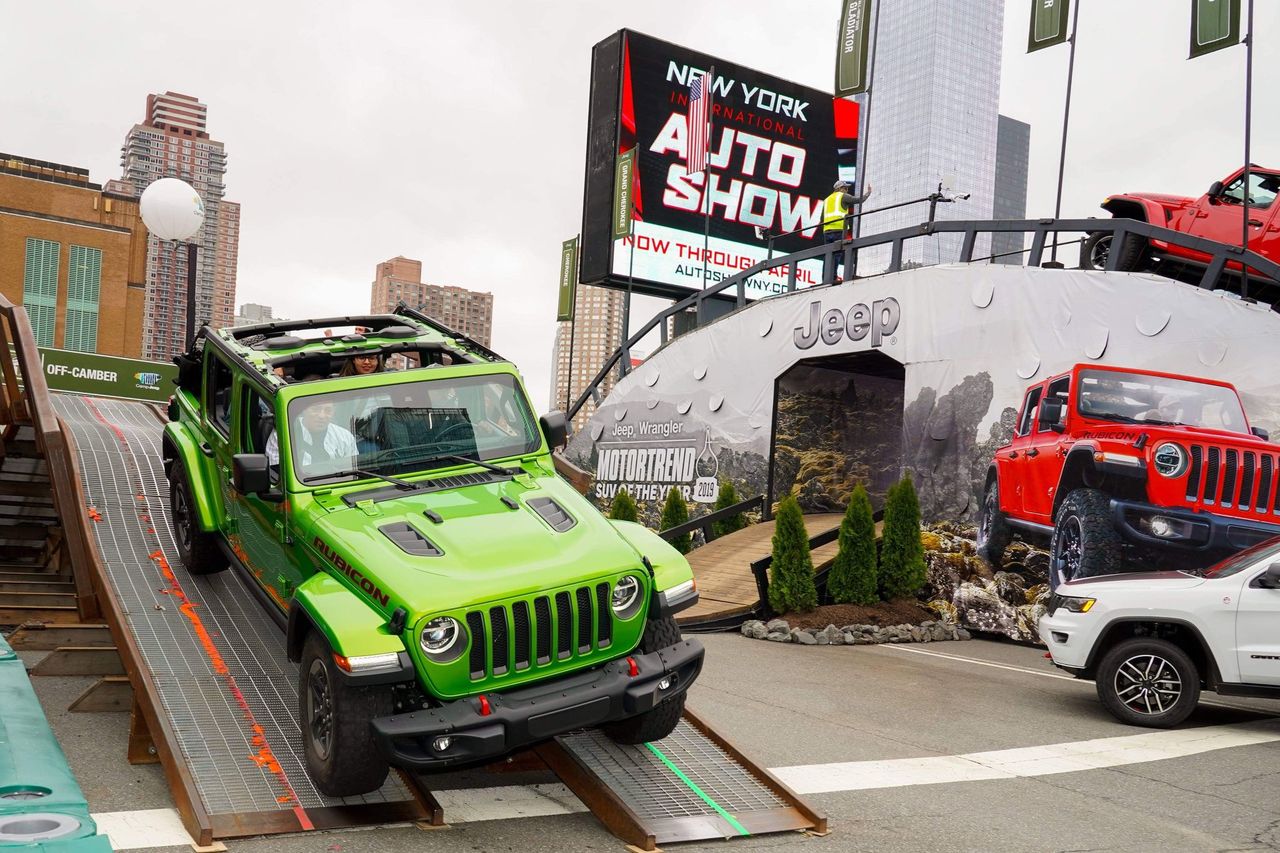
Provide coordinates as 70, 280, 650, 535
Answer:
463, 582, 616, 681
1184, 443, 1280, 519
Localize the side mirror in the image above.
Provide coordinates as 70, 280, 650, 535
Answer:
233, 453, 273, 496
1038, 398, 1066, 433
539, 411, 569, 450
1252, 426, 1270, 441
1260, 562, 1280, 589
1207, 180, 1224, 200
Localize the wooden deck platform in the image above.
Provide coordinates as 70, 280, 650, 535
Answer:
677, 513, 845, 627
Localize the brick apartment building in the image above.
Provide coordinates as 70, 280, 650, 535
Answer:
0, 153, 147, 356
369, 256, 493, 347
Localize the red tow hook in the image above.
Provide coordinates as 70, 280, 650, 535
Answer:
626, 656, 639, 677
478, 694, 492, 716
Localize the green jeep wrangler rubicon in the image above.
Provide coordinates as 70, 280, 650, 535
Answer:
162, 307, 703, 797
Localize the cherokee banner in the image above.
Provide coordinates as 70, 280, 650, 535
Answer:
1189, 0, 1240, 59
557, 236, 578, 322
1027, 0, 1071, 53
581, 30, 858, 300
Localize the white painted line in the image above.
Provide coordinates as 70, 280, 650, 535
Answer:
432, 783, 587, 823
91, 808, 195, 851
876, 643, 1076, 680
772, 718, 1280, 794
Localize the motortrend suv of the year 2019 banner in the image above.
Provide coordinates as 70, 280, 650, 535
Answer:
580, 30, 859, 300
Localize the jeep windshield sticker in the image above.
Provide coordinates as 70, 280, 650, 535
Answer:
313, 536, 390, 607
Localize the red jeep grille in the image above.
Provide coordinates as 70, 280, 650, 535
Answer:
1185, 443, 1280, 516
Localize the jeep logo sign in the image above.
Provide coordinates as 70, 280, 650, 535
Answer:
793, 297, 900, 350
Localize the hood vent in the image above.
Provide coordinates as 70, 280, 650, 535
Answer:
343, 469, 509, 506
380, 522, 443, 557
528, 497, 576, 533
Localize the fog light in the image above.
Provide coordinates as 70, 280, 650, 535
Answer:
658, 677, 671, 690
433, 737, 452, 752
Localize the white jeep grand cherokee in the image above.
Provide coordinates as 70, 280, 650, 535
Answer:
1040, 538, 1280, 727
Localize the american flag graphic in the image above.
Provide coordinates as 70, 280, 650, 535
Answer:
686, 71, 711, 175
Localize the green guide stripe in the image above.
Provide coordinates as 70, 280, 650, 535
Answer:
644, 741, 750, 836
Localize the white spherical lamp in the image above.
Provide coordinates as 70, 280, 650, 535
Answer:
139, 178, 205, 241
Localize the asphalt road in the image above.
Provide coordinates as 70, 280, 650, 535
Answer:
22, 633, 1280, 852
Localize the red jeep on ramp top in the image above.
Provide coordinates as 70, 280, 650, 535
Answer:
1082, 166, 1280, 275
978, 364, 1278, 590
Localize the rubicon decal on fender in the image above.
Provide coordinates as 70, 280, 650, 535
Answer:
313, 536, 390, 607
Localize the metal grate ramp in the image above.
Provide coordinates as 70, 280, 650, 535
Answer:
543, 709, 825, 850
51, 394, 438, 843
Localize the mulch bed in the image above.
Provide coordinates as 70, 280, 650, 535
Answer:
779, 598, 935, 631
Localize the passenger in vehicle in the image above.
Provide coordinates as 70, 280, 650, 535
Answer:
264, 379, 358, 471
339, 352, 383, 376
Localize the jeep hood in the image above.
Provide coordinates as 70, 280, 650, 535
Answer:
1112, 192, 1195, 209
302, 474, 646, 615
1061, 571, 1205, 592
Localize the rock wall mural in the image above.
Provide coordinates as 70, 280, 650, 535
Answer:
566, 264, 1280, 524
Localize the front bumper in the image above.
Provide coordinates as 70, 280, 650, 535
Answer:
370, 637, 704, 770
1038, 608, 1095, 672
1110, 498, 1280, 552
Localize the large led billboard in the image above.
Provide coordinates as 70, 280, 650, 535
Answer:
581, 30, 859, 301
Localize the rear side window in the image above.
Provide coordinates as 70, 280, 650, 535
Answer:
207, 356, 234, 437
1016, 386, 1043, 437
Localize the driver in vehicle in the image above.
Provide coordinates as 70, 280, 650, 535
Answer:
265, 394, 358, 471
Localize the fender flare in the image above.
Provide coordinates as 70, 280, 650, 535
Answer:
1101, 195, 1162, 226
608, 519, 695, 611
286, 572, 408, 667
1052, 443, 1100, 518
162, 422, 220, 533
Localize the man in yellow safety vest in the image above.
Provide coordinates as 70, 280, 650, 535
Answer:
821, 179, 873, 283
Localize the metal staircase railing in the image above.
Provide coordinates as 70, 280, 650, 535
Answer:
567, 217, 1280, 423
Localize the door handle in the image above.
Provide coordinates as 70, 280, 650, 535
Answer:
199, 442, 214, 457
1026, 448, 1040, 458
1008, 451, 1019, 459
1248, 219, 1264, 227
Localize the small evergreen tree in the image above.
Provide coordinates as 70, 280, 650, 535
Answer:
827, 484, 877, 605
660, 487, 692, 554
609, 489, 638, 523
880, 475, 927, 600
768, 494, 818, 613
711, 481, 748, 538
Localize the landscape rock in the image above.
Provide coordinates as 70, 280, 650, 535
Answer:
792, 630, 817, 645
741, 620, 769, 639
766, 618, 790, 633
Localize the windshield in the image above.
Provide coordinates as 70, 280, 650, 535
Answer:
1201, 538, 1280, 579
286, 373, 540, 484
1076, 369, 1248, 432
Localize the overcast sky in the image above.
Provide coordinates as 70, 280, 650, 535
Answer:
3, 1, 1276, 410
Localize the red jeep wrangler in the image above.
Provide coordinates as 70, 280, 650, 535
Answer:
1082, 166, 1280, 275
978, 364, 1278, 590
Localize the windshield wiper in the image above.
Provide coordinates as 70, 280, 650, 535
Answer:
424, 453, 519, 477
313, 468, 417, 490
1087, 412, 1141, 424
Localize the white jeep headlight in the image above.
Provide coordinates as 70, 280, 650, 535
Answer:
611, 575, 642, 617
1152, 442, 1188, 477
420, 616, 464, 659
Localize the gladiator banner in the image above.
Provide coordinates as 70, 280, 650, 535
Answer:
835, 0, 874, 95
581, 30, 860, 300
1027, 0, 1071, 53
1189, 0, 1240, 59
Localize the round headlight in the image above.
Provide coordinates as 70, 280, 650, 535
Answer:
612, 576, 641, 615
419, 616, 463, 659
1152, 442, 1187, 477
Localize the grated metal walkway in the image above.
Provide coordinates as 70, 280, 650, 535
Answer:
52, 394, 429, 837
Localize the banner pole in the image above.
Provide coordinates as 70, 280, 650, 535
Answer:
564, 307, 576, 415
1241, 0, 1254, 294
1050, 0, 1081, 264
622, 193, 635, 377
851, 0, 882, 254
700, 66, 716, 308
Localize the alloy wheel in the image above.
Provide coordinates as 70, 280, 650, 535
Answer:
172, 485, 193, 551
1054, 516, 1083, 585
307, 658, 333, 760
1113, 653, 1182, 716
1090, 235, 1111, 268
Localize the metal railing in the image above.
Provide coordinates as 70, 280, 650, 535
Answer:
568, 217, 1280, 422
657, 494, 765, 545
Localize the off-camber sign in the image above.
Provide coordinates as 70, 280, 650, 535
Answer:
581, 29, 860, 301
39, 348, 176, 403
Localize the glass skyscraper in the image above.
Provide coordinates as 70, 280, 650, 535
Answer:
856, 0, 1006, 270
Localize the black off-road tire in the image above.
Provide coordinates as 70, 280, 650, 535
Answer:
603, 615, 685, 744
1050, 488, 1122, 591
1095, 637, 1200, 728
299, 632, 392, 797
168, 459, 228, 575
976, 480, 1013, 565
1081, 231, 1146, 272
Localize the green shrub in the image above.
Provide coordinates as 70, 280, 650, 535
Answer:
768, 494, 818, 613
828, 484, 877, 605
880, 475, 926, 600
711, 481, 748, 538
609, 489, 638, 523
660, 487, 692, 554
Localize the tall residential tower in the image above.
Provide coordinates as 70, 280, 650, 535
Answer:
858, 0, 1007, 268
117, 92, 239, 360
369, 256, 494, 346
549, 284, 626, 434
